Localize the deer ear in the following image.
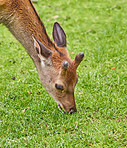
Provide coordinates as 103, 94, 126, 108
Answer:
33, 36, 52, 59
53, 22, 66, 48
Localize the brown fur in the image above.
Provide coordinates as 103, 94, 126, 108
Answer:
0, 0, 84, 113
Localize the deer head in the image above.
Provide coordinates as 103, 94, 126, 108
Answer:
33, 22, 84, 114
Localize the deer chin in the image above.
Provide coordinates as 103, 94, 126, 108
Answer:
58, 103, 63, 111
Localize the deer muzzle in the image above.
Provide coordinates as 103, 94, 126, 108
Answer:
58, 103, 77, 114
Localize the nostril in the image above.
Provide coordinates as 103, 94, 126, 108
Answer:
70, 107, 77, 114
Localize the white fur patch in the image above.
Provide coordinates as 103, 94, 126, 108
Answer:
41, 60, 45, 67
38, 54, 46, 67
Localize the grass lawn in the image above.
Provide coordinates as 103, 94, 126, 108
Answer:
0, 0, 127, 147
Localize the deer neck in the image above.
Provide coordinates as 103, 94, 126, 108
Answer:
0, 0, 53, 63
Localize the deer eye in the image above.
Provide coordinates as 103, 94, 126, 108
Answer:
55, 84, 64, 91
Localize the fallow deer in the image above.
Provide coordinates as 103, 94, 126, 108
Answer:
0, 0, 84, 113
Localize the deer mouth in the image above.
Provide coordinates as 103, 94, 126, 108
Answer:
58, 104, 77, 114
58, 104, 63, 111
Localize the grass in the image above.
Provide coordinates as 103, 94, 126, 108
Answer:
0, 0, 127, 147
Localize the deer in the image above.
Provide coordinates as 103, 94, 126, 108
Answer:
0, 0, 84, 114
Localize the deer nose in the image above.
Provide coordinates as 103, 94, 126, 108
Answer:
69, 107, 77, 114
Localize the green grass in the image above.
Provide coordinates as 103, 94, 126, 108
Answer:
0, 0, 127, 147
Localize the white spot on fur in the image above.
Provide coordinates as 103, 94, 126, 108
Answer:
41, 60, 45, 67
